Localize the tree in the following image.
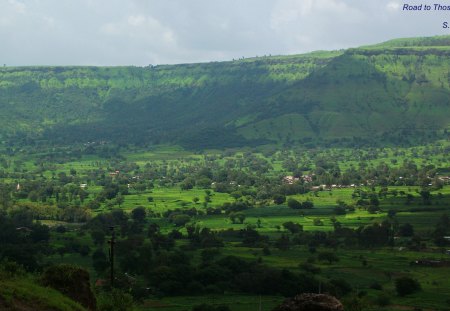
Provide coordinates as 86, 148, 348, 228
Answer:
287, 198, 313, 209
317, 251, 339, 264
196, 177, 212, 189
171, 214, 191, 227
419, 190, 431, 205
395, 277, 421, 296
274, 234, 290, 250
180, 178, 195, 190
235, 212, 246, 224
0, 184, 11, 209
313, 219, 324, 226
405, 193, 414, 205
97, 288, 134, 311
387, 209, 396, 218
287, 198, 302, 209
79, 245, 91, 257
101, 184, 119, 200
367, 205, 381, 214
369, 195, 379, 206
302, 200, 314, 209
256, 218, 262, 228
229, 212, 245, 224
433, 214, 450, 246
91, 229, 106, 245
115, 194, 124, 207
56, 246, 67, 258
148, 223, 160, 237
398, 223, 414, 237
333, 206, 346, 215
273, 194, 286, 205
229, 213, 237, 224
282, 221, 303, 234
204, 195, 211, 203
132, 206, 146, 223
359, 222, 392, 247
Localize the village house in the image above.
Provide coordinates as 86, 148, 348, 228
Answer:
438, 176, 450, 184
109, 170, 120, 177
282, 176, 299, 184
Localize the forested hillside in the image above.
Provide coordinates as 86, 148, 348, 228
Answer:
1, 35, 449, 148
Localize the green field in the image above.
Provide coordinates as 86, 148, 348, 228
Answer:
1, 140, 450, 311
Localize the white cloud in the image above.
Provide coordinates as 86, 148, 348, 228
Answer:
386, 1, 401, 11
7, 0, 27, 13
270, 0, 366, 53
100, 23, 121, 36
100, 14, 177, 50
0, 0, 448, 66
127, 15, 145, 27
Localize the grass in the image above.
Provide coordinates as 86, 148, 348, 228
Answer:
2, 141, 450, 311
0, 276, 86, 311
120, 187, 234, 213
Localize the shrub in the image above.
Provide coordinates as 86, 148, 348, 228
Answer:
97, 288, 134, 311
0, 260, 25, 278
313, 218, 324, 226
40, 264, 97, 310
299, 262, 321, 274
369, 281, 382, 290
287, 198, 302, 209
317, 251, 339, 264
374, 293, 391, 307
395, 276, 421, 296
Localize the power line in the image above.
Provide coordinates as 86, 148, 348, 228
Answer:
108, 226, 116, 287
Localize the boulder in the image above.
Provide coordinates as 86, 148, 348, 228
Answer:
272, 293, 343, 311
41, 264, 97, 310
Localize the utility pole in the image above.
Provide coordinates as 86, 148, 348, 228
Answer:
108, 226, 116, 287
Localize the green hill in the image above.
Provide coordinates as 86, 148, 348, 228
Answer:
1, 35, 449, 148
0, 275, 86, 311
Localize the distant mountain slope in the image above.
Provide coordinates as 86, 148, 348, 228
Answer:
0, 36, 449, 148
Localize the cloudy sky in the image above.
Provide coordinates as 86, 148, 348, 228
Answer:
1, 0, 448, 66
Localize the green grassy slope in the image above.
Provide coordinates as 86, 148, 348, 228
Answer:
244, 48, 450, 145
0, 35, 449, 148
0, 276, 86, 311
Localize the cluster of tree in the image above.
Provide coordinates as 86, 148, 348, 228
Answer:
280, 143, 450, 187
0, 209, 50, 270
287, 198, 314, 209
58, 206, 367, 300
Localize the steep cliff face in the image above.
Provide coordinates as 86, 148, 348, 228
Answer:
1, 35, 450, 148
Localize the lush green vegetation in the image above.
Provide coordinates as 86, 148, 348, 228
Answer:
1, 35, 450, 311
1, 35, 450, 148
0, 262, 87, 311
0, 138, 450, 310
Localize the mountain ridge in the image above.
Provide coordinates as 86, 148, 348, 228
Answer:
1, 35, 449, 148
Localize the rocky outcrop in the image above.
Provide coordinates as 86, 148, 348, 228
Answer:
41, 264, 97, 311
272, 293, 344, 311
